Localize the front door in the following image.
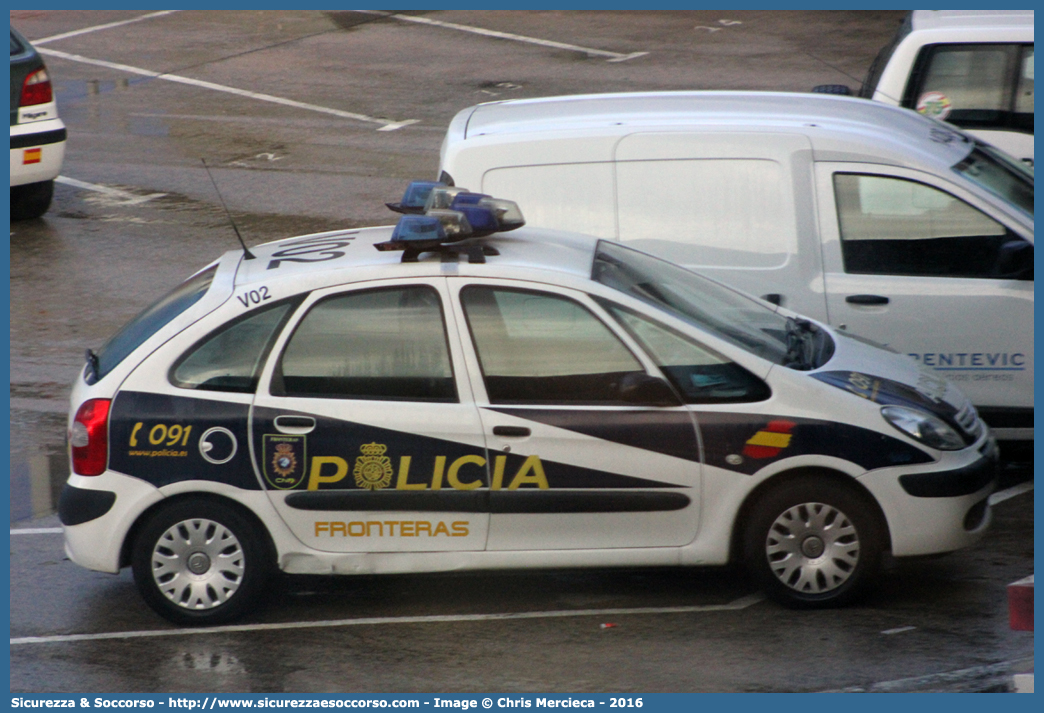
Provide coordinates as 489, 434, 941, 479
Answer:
816, 163, 1034, 436
450, 281, 702, 551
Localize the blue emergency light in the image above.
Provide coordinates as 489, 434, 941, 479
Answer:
376, 181, 525, 262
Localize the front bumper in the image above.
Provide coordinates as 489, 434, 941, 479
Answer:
859, 440, 998, 557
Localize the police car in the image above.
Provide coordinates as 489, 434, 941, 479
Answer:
61, 183, 998, 625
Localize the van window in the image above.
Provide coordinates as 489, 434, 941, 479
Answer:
275, 286, 456, 402
482, 163, 616, 239
834, 174, 1032, 279
953, 145, 1034, 216
616, 159, 793, 268
905, 43, 1034, 133
460, 287, 645, 405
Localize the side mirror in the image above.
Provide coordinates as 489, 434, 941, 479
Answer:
618, 372, 680, 407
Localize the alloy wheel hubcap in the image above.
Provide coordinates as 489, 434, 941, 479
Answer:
765, 502, 860, 594
151, 518, 245, 610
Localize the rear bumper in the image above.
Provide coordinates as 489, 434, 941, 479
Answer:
10, 118, 66, 186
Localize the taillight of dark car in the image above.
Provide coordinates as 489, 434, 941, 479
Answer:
70, 399, 111, 476
20, 67, 53, 107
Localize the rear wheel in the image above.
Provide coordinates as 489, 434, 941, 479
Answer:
10, 179, 54, 221
131, 499, 271, 625
743, 476, 883, 608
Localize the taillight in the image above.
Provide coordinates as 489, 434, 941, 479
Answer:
71, 399, 111, 476
20, 68, 53, 107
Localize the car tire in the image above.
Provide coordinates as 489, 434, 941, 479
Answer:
743, 476, 883, 608
131, 499, 272, 625
10, 179, 54, 221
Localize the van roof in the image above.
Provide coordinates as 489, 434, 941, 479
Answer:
454, 91, 975, 169
460, 91, 953, 140
910, 10, 1034, 32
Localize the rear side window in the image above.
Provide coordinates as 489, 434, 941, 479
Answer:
833, 174, 1032, 279
90, 266, 217, 383
904, 43, 1034, 133
170, 299, 298, 393
274, 285, 456, 402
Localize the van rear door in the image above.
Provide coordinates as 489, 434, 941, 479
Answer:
612, 132, 827, 321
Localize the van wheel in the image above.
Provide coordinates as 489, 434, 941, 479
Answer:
743, 477, 883, 608
131, 499, 271, 625
10, 180, 54, 221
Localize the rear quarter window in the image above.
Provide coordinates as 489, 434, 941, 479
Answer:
90, 266, 217, 383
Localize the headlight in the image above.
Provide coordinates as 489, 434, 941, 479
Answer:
880, 405, 966, 451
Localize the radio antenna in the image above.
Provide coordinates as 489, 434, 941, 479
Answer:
201, 158, 255, 260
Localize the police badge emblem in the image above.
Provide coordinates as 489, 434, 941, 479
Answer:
262, 434, 307, 489
353, 442, 393, 490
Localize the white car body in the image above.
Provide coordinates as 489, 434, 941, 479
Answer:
61, 219, 998, 622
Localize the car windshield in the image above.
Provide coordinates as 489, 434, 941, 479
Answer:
89, 265, 217, 383
591, 241, 832, 369
952, 143, 1034, 217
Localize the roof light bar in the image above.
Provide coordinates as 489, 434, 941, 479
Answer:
378, 180, 526, 261
386, 181, 443, 214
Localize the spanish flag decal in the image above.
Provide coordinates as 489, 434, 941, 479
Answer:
742, 420, 796, 459
23, 148, 42, 165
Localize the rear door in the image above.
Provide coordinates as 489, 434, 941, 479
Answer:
250, 278, 491, 553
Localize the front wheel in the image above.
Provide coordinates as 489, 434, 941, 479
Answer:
743, 477, 883, 608
131, 499, 272, 625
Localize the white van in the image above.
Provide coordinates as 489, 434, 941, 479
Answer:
438, 91, 1034, 444
821, 10, 1033, 164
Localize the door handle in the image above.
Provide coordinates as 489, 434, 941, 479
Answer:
845, 294, 889, 305
274, 415, 316, 434
492, 426, 531, 437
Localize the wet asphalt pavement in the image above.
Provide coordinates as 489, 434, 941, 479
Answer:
8, 10, 1034, 693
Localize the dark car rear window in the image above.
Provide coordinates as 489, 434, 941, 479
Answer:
89, 265, 217, 383
11, 32, 26, 56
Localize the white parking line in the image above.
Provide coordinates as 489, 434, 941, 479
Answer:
10, 527, 63, 536
55, 176, 167, 205
354, 10, 648, 63
35, 47, 417, 132
989, 481, 1033, 505
10, 593, 763, 645
30, 11, 181, 45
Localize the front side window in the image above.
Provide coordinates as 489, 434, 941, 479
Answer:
171, 299, 297, 393
599, 301, 770, 404
274, 285, 456, 402
906, 43, 1034, 132
834, 173, 1032, 279
460, 287, 645, 405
